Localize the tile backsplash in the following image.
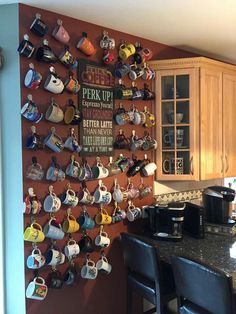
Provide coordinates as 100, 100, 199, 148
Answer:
154, 189, 203, 204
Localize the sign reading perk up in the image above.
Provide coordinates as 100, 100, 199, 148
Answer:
78, 59, 115, 156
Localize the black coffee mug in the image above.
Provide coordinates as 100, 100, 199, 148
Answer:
17, 34, 35, 58
63, 267, 76, 285
127, 159, 146, 177
78, 234, 94, 253
36, 40, 57, 63
30, 13, 48, 37
46, 270, 63, 289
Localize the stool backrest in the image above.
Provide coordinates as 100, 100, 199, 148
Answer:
171, 255, 234, 314
120, 233, 161, 282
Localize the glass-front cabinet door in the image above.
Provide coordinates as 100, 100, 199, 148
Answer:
156, 68, 198, 180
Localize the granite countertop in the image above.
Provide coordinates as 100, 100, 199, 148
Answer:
140, 233, 236, 276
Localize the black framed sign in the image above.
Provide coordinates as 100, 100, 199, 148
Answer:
78, 59, 115, 156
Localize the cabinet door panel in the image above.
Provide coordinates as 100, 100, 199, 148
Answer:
200, 68, 223, 180
223, 74, 236, 177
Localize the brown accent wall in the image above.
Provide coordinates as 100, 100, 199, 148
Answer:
19, 4, 196, 314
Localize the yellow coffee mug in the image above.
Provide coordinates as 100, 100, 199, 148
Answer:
24, 222, 45, 243
119, 43, 136, 60
63, 214, 80, 233
95, 208, 112, 225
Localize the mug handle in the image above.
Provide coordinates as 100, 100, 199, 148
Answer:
68, 239, 76, 245
163, 159, 170, 174
67, 189, 75, 197
31, 222, 42, 231
87, 260, 95, 267
68, 214, 76, 221
34, 277, 45, 285
101, 208, 109, 215
163, 133, 170, 144
100, 231, 108, 237
32, 248, 41, 255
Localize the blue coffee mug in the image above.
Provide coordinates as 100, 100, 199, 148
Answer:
115, 63, 131, 78
77, 213, 95, 230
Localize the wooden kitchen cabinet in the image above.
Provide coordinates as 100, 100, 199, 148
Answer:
149, 57, 236, 181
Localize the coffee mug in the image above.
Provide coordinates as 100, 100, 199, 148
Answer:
26, 248, 45, 269
60, 189, 78, 207
64, 99, 81, 125
78, 162, 94, 181
64, 129, 82, 153
44, 128, 64, 153
36, 39, 57, 63
95, 231, 110, 248
134, 47, 153, 64
115, 63, 131, 78
43, 218, 65, 240
96, 256, 112, 274
92, 161, 109, 179
95, 208, 112, 225
64, 267, 77, 285
129, 64, 145, 80
139, 185, 152, 199
63, 214, 80, 233
163, 157, 184, 175
58, 46, 78, 69
26, 126, 44, 150
78, 188, 95, 205
45, 99, 64, 123
64, 239, 80, 258
77, 211, 95, 230
77, 33, 96, 56
52, 19, 70, 44
26, 277, 48, 300
103, 49, 115, 65
24, 63, 42, 89
17, 34, 35, 58
64, 73, 80, 94
45, 248, 65, 266
141, 162, 157, 177
46, 270, 63, 289
164, 129, 184, 147
21, 95, 43, 123
30, 13, 48, 37
23, 188, 42, 214
94, 185, 112, 204
24, 223, 45, 243
44, 67, 64, 94
126, 204, 142, 222
26, 158, 44, 181
119, 43, 136, 60
112, 182, 123, 203
114, 84, 133, 100
100, 31, 115, 49
43, 192, 61, 213
78, 234, 94, 253
107, 157, 121, 176
66, 159, 81, 178
112, 206, 126, 223
46, 158, 65, 181
81, 259, 98, 279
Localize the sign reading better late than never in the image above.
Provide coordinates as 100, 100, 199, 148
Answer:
78, 59, 115, 156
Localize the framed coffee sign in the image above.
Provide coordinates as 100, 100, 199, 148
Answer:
78, 59, 115, 155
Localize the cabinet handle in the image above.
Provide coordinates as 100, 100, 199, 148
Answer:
225, 155, 229, 173
221, 155, 224, 174
190, 156, 194, 175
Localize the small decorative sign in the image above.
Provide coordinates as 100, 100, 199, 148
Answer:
78, 59, 115, 155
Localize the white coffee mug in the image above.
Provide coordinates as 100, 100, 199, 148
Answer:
95, 231, 110, 248
64, 239, 80, 258
94, 185, 112, 204
45, 248, 65, 266
43, 218, 65, 240
26, 248, 45, 269
44, 68, 64, 94
127, 205, 142, 222
112, 184, 123, 203
81, 260, 98, 280
26, 277, 48, 300
141, 162, 157, 176
96, 256, 112, 274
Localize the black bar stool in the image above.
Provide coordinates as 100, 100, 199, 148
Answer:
171, 255, 236, 314
120, 233, 176, 314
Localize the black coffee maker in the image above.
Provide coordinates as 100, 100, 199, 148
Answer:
146, 202, 186, 241
202, 186, 236, 224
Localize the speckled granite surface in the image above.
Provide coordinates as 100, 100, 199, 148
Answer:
140, 233, 236, 279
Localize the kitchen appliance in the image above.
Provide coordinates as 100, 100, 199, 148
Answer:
145, 202, 185, 241
202, 186, 236, 224
183, 202, 205, 239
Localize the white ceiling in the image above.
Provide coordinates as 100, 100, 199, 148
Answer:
1, 0, 236, 64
